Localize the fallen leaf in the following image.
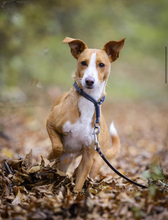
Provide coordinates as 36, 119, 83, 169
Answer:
29, 165, 41, 173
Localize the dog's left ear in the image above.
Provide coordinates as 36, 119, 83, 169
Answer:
63, 37, 88, 59
102, 38, 125, 62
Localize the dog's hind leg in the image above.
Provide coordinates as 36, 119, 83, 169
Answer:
89, 155, 103, 179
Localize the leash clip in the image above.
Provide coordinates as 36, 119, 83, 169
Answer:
94, 123, 100, 135
93, 123, 100, 150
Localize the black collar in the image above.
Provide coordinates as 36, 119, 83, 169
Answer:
73, 82, 105, 124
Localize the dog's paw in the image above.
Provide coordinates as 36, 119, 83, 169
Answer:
72, 190, 79, 195
73, 185, 82, 195
72, 189, 80, 200
46, 153, 55, 162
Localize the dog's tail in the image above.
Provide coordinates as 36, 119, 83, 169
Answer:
105, 122, 120, 160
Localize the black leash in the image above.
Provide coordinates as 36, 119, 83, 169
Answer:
96, 147, 147, 188
74, 82, 148, 189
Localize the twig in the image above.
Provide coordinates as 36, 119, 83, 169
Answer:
158, 180, 168, 187
4, 161, 13, 175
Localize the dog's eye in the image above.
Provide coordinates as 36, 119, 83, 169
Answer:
81, 61, 87, 66
99, 63, 105, 68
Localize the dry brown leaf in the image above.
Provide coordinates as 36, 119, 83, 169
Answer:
24, 149, 32, 170
12, 189, 22, 205
8, 159, 23, 170
29, 165, 41, 173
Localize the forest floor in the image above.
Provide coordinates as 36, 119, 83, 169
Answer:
0, 89, 168, 220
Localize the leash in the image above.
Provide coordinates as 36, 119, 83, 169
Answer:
74, 82, 148, 189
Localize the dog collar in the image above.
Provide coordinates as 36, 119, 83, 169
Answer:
73, 81, 105, 124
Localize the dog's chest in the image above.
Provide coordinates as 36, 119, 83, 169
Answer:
62, 97, 94, 153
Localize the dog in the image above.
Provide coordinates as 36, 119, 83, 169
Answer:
46, 37, 125, 193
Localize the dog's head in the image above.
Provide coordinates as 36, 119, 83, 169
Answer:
63, 37, 125, 91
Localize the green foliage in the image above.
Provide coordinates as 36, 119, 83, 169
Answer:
131, 206, 145, 219
142, 161, 164, 182
0, 0, 168, 100
142, 161, 165, 197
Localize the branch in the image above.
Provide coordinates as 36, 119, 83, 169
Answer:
1, 0, 27, 9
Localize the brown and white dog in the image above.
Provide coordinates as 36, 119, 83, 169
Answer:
46, 37, 125, 193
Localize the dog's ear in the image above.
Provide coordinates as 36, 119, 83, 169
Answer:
102, 38, 125, 62
63, 37, 88, 59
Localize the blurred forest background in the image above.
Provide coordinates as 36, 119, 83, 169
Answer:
0, 0, 167, 103
0, 1, 168, 219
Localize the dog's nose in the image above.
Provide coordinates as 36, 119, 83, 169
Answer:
85, 76, 95, 87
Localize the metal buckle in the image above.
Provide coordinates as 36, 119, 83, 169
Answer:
93, 123, 100, 150
94, 123, 100, 135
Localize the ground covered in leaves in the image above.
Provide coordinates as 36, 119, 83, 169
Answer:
0, 92, 168, 219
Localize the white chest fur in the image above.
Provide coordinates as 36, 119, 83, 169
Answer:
62, 82, 105, 153
62, 97, 95, 153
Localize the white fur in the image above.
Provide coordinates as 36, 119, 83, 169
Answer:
62, 98, 94, 153
109, 121, 118, 136
81, 52, 98, 88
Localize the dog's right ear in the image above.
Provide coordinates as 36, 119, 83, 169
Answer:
63, 37, 88, 59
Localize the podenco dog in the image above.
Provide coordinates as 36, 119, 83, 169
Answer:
46, 37, 125, 193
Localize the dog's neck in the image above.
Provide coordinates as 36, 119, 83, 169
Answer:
74, 80, 106, 102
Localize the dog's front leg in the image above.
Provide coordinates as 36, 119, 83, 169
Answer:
46, 123, 63, 161
73, 145, 95, 193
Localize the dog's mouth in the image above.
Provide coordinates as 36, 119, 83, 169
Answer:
85, 85, 94, 89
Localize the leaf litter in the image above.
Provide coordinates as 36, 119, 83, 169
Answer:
0, 100, 168, 219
